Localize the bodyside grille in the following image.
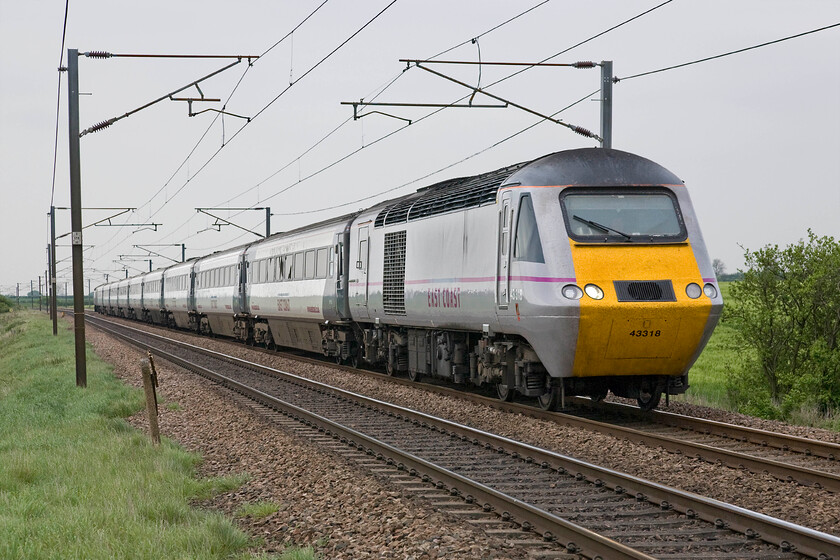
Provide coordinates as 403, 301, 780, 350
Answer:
614, 280, 676, 302
383, 231, 407, 315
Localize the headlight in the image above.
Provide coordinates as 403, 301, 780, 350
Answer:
561, 284, 583, 300
703, 283, 718, 298
584, 284, 604, 300
686, 283, 702, 299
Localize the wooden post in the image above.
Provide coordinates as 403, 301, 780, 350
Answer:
140, 357, 161, 445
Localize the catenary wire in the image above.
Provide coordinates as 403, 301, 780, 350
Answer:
91, 1, 673, 273
212, 0, 556, 213
49, 0, 71, 208
145, 0, 399, 222
147, 0, 670, 248
148, 1, 559, 247
617, 22, 840, 81
270, 89, 598, 217
228, 0, 676, 216
87, 0, 337, 262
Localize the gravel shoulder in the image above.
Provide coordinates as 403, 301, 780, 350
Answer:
85, 324, 530, 559
86, 317, 840, 544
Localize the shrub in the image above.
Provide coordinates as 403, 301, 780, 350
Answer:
726, 231, 840, 419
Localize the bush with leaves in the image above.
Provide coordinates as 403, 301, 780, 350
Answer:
0, 295, 13, 314
726, 231, 840, 420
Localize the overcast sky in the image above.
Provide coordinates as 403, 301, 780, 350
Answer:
1, 0, 838, 295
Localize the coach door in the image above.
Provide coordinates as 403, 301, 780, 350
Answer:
496, 192, 512, 309
350, 224, 370, 319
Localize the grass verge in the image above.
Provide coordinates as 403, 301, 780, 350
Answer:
0, 311, 315, 559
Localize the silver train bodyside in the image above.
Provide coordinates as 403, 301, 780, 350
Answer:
94, 148, 722, 410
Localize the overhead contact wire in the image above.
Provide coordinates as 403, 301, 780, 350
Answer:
618, 22, 840, 81
88, 0, 336, 262
244, 0, 676, 213
49, 0, 70, 208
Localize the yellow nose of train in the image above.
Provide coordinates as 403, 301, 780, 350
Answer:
570, 243, 713, 377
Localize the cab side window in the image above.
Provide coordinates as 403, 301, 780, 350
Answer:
513, 195, 545, 263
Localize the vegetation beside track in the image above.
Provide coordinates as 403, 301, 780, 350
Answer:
0, 310, 314, 560
684, 232, 840, 431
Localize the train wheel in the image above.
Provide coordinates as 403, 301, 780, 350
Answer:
385, 361, 397, 376
637, 385, 663, 411
335, 355, 343, 365
495, 383, 514, 402
537, 388, 560, 411
408, 369, 421, 383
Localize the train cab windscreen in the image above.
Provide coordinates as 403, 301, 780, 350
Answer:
560, 188, 686, 243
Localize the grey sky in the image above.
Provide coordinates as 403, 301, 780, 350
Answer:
1, 0, 838, 294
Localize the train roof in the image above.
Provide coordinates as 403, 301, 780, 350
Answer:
372, 148, 683, 228
507, 147, 683, 187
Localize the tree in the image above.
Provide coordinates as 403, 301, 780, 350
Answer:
712, 258, 726, 278
726, 231, 840, 418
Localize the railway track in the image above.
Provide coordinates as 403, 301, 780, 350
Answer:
86, 313, 840, 560
80, 312, 840, 492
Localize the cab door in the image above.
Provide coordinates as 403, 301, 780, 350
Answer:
496, 192, 512, 309
349, 224, 370, 319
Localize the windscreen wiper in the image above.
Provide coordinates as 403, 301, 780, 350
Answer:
572, 214, 632, 240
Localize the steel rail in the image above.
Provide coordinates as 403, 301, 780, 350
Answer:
88, 317, 651, 560
81, 313, 840, 491
573, 398, 840, 461
86, 315, 840, 560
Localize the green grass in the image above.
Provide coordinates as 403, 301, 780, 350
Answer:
0, 311, 316, 560
235, 501, 283, 520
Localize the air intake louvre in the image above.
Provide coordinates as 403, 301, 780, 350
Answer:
374, 162, 528, 227
614, 280, 676, 302
383, 231, 407, 315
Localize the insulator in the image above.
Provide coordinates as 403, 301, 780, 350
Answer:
81, 119, 115, 136
573, 61, 596, 68
572, 126, 594, 138
85, 51, 112, 59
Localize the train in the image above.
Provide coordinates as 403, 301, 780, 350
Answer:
94, 147, 723, 411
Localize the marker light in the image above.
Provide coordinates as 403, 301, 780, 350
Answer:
584, 284, 604, 300
562, 284, 583, 300
686, 283, 702, 299
703, 283, 718, 298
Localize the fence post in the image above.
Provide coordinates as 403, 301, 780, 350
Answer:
140, 357, 161, 445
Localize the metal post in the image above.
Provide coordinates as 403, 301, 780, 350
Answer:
181, 244, 186, 262
30, 280, 34, 308
600, 60, 613, 149
265, 207, 271, 238
39, 276, 42, 311
50, 208, 58, 335
67, 48, 87, 387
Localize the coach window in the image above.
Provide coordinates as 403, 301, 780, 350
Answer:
316, 248, 328, 278
305, 250, 316, 279
276, 256, 285, 281
514, 195, 545, 263
294, 252, 304, 280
